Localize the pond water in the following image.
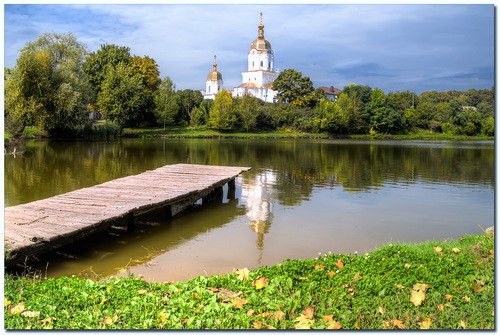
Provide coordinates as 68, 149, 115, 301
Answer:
4, 138, 494, 282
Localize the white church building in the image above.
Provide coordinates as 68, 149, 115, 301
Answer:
203, 14, 279, 103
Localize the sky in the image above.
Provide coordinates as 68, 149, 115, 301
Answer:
3, 3, 495, 94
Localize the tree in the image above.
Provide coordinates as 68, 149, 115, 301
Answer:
208, 90, 237, 130
319, 98, 351, 134
97, 62, 145, 127
237, 94, 259, 132
178, 89, 203, 124
83, 44, 132, 96
190, 99, 212, 127
369, 88, 387, 110
5, 32, 92, 135
154, 76, 180, 129
130, 55, 161, 125
271, 69, 314, 105
371, 107, 404, 134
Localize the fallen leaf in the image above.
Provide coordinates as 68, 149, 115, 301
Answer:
404, 263, 411, 268
438, 304, 445, 312
451, 247, 460, 253
353, 273, 363, 281
159, 311, 168, 324
378, 306, 386, 315
382, 320, 392, 329
246, 309, 255, 317
396, 284, 405, 289
298, 277, 308, 281
420, 318, 432, 329
327, 271, 336, 277
323, 314, 334, 322
273, 310, 285, 322
410, 283, 430, 307
336, 259, 344, 269
463, 296, 471, 302
410, 290, 426, 306
326, 320, 342, 329
8, 302, 25, 315
4, 297, 11, 307
40, 317, 56, 325
103, 315, 114, 326
489, 249, 494, 256
434, 246, 442, 253
445, 294, 453, 301
473, 284, 484, 293
294, 314, 314, 329
207, 287, 219, 293
392, 319, 405, 329
137, 289, 148, 295
21, 311, 40, 318
460, 320, 468, 329
303, 306, 314, 319
253, 276, 269, 290
231, 298, 248, 310
234, 268, 250, 281
314, 263, 325, 270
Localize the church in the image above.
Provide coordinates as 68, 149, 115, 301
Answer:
203, 14, 279, 103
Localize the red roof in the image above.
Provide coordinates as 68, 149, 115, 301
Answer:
319, 86, 342, 95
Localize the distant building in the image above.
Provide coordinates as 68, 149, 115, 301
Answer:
232, 13, 279, 103
318, 86, 343, 101
203, 55, 223, 100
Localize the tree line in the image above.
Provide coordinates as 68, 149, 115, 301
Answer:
4, 32, 495, 138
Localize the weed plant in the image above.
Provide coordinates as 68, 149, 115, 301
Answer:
4, 231, 494, 329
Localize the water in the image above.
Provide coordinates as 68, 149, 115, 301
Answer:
4, 139, 494, 282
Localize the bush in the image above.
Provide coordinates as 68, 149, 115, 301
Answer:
482, 116, 494, 136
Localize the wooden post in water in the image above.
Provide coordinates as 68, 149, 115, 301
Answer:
227, 178, 236, 200
203, 185, 224, 204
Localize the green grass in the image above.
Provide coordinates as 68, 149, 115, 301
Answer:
121, 126, 493, 141
4, 230, 494, 330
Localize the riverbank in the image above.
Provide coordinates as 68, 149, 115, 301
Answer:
122, 126, 493, 141
5, 228, 494, 330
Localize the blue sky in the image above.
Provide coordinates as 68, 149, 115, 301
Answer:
3, 3, 495, 94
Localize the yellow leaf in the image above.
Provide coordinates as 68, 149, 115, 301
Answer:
273, 310, 285, 322
303, 306, 314, 319
396, 284, 405, 289
21, 311, 40, 318
231, 298, 248, 310
438, 304, 445, 312
323, 314, 334, 322
294, 314, 314, 329
103, 316, 114, 326
392, 319, 405, 329
434, 246, 442, 253
253, 276, 268, 290
404, 263, 411, 268
353, 273, 363, 281
137, 289, 148, 295
336, 259, 344, 269
159, 311, 168, 324
314, 263, 325, 270
234, 268, 250, 281
327, 271, 336, 277
445, 294, 453, 301
246, 309, 255, 317
463, 296, 471, 302
382, 320, 392, 329
326, 320, 342, 329
8, 302, 25, 315
420, 318, 432, 329
410, 290, 426, 306
40, 317, 56, 325
451, 247, 460, 253
4, 297, 11, 307
378, 306, 386, 315
460, 320, 468, 329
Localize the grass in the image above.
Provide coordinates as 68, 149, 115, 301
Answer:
121, 126, 493, 141
4, 229, 494, 330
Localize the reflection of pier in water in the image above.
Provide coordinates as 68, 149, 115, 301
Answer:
241, 170, 277, 264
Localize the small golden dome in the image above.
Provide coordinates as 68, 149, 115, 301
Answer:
207, 55, 222, 81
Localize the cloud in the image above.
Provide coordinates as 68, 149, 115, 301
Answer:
4, 4, 494, 94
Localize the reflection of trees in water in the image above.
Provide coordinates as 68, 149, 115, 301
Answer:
240, 170, 276, 264
5, 139, 494, 207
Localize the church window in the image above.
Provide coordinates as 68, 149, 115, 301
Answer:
208, 86, 211, 93
268, 62, 271, 69
252, 61, 254, 67
260, 61, 263, 67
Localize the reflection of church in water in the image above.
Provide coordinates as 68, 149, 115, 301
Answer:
203, 13, 279, 103
240, 170, 276, 263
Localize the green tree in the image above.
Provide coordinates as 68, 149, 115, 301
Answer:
178, 89, 204, 124
154, 76, 180, 129
208, 90, 237, 130
369, 88, 387, 110
237, 94, 260, 132
371, 107, 404, 134
319, 98, 351, 134
190, 99, 212, 127
130, 55, 161, 125
83, 44, 132, 96
97, 62, 145, 127
5, 32, 92, 136
271, 69, 314, 105
482, 116, 494, 136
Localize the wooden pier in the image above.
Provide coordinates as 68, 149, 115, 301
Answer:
4, 164, 251, 266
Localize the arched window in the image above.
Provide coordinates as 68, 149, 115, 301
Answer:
208, 86, 210, 93
268, 62, 271, 69
252, 61, 254, 67
260, 61, 263, 67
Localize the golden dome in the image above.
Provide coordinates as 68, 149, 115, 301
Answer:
250, 13, 272, 51
207, 55, 222, 81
